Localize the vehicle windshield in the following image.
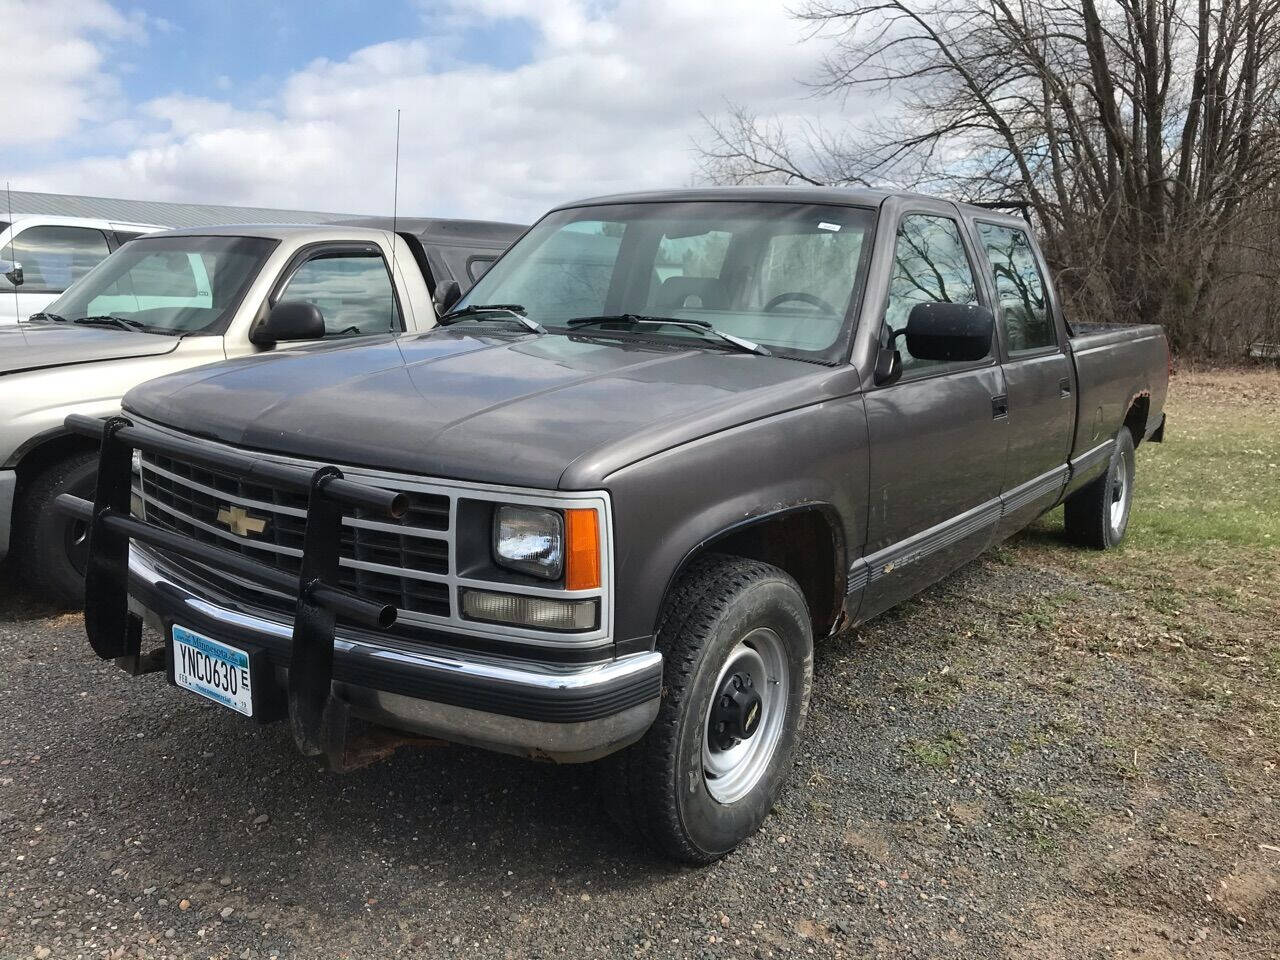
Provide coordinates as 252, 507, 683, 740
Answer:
41, 235, 278, 335
454, 200, 876, 362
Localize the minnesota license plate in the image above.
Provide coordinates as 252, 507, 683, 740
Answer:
171, 624, 254, 717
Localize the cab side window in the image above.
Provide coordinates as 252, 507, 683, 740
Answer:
976, 222, 1055, 354
278, 252, 400, 338
467, 256, 497, 282
883, 214, 983, 374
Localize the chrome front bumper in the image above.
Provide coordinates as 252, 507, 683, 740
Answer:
128, 548, 662, 763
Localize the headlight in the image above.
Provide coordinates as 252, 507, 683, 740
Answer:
493, 505, 563, 579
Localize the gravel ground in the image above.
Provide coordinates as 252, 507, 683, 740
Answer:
1, 546, 1275, 960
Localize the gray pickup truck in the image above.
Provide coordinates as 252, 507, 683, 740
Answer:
62, 187, 1167, 863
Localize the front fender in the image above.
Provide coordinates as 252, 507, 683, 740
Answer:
0, 341, 227, 469
603, 396, 868, 646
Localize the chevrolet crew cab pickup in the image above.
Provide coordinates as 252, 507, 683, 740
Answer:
1, 217, 524, 603
63, 188, 1168, 863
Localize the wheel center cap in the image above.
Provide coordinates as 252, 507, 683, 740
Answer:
710, 672, 764, 750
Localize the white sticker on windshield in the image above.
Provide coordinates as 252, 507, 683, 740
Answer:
818, 222, 841, 232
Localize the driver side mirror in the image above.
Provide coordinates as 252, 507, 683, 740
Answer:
1, 260, 22, 287
250, 300, 325, 346
433, 280, 461, 316
904, 301, 994, 363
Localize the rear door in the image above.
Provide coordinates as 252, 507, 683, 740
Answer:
971, 218, 1075, 537
858, 203, 1008, 621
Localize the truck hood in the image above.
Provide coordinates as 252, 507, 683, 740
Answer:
0, 322, 179, 376
124, 329, 849, 488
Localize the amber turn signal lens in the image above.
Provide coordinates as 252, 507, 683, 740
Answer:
564, 508, 601, 591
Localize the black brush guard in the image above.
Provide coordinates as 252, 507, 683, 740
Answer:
56, 413, 408, 763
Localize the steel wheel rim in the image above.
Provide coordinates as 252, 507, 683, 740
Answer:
702, 627, 789, 805
1109, 450, 1130, 534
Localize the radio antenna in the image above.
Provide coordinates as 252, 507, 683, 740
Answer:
5, 182, 18, 325
389, 108, 402, 338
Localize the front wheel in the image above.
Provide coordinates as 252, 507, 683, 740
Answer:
14, 451, 99, 607
1064, 427, 1136, 549
602, 555, 813, 864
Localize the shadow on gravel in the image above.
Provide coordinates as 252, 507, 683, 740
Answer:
0, 576, 687, 925
0, 559, 70, 622
124, 710, 681, 886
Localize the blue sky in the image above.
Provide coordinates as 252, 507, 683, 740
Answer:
120, 1, 535, 108
2, 0, 853, 220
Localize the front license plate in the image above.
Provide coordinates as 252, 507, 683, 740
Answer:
172, 624, 254, 717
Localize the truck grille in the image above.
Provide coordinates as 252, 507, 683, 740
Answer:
138, 451, 452, 619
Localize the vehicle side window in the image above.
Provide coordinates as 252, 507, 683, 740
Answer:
467, 256, 496, 282
883, 214, 983, 375
277, 252, 400, 338
4, 225, 110, 292
114, 231, 145, 246
976, 222, 1055, 354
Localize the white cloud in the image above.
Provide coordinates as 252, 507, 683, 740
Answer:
0, 0, 146, 146
9, 0, 860, 221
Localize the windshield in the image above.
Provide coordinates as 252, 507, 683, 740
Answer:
455, 200, 876, 361
42, 235, 278, 335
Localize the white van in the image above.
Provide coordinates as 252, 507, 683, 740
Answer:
0, 215, 166, 325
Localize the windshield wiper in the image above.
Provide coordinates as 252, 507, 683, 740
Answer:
72, 315, 150, 332
27, 311, 68, 323
438, 304, 545, 334
565, 314, 771, 356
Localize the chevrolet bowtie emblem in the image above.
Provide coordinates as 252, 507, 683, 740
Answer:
217, 504, 267, 537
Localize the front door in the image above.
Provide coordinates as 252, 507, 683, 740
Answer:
857, 209, 1008, 622
972, 219, 1075, 537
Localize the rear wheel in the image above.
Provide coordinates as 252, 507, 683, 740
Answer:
1064, 427, 1135, 549
14, 451, 98, 607
602, 555, 813, 864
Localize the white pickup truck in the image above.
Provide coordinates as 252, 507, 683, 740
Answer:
1, 215, 167, 325
0, 217, 525, 603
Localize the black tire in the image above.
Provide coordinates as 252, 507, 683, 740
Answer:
1064, 427, 1136, 549
602, 554, 813, 864
13, 451, 99, 607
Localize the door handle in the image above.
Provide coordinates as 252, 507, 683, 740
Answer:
1059, 377, 1072, 397
991, 394, 1009, 419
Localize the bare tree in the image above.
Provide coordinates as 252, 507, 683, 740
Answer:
699, 0, 1280, 354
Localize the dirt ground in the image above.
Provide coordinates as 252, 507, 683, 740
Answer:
0, 367, 1276, 959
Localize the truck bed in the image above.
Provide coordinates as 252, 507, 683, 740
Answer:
1067, 322, 1169, 472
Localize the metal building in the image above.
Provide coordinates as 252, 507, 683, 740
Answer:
1, 189, 373, 228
